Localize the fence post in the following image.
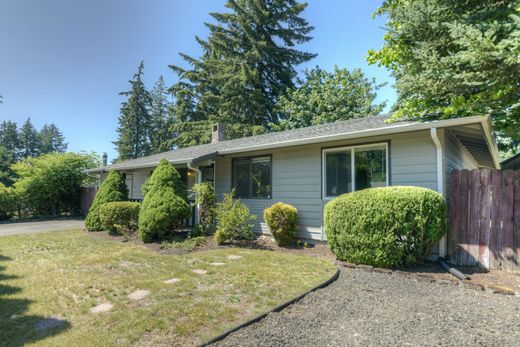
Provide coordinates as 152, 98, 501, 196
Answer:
478, 169, 491, 269
502, 171, 515, 271
489, 170, 504, 269
448, 170, 460, 262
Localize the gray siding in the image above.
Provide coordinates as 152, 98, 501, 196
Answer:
443, 129, 479, 198
215, 130, 438, 240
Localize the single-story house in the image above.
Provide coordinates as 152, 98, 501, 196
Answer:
86, 114, 500, 257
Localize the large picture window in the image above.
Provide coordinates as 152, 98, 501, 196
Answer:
323, 144, 387, 198
232, 156, 272, 199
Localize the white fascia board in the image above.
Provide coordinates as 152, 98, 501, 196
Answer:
85, 158, 194, 174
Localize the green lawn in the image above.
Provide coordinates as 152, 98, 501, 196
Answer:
0, 230, 335, 346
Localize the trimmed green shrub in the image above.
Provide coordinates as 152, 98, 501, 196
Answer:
324, 186, 446, 267
192, 182, 216, 234
138, 159, 191, 242
99, 201, 140, 235
85, 170, 128, 231
264, 202, 298, 246
214, 191, 256, 245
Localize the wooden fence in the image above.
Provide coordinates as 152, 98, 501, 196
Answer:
448, 169, 520, 271
80, 186, 98, 217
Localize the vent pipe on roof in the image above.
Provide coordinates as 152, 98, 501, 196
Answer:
102, 152, 108, 166
211, 123, 225, 143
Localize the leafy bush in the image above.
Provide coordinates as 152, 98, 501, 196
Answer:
85, 170, 128, 231
214, 191, 256, 245
99, 201, 140, 235
192, 182, 216, 234
264, 202, 298, 246
324, 186, 446, 267
0, 183, 17, 220
10, 152, 98, 219
138, 159, 191, 242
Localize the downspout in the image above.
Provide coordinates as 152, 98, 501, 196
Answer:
187, 162, 202, 225
430, 128, 446, 257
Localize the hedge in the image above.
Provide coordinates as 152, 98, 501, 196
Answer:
264, 202, 298, 246
85, 170, 128, 231
324, 186, 446, 267
214, 191, 256, 245
99, 201, 140, 235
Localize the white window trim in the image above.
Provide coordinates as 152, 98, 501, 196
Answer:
322, 142, 389, 200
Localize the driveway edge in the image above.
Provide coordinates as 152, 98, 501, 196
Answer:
199, 267, 340, 347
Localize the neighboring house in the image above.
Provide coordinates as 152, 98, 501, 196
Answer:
86, 115, 500, 257
501, 152, 520, 171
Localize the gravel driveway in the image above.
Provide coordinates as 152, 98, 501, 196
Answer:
0, 218, 84, 236
214, 267, 520, 346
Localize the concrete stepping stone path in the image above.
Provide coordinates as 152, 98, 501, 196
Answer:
91, 302, 113, 314
192, 269, 208, 275
209, 262, 226, 266
128, 290, 150, 300
227, 255, 242, 260
164, 278, 181, 284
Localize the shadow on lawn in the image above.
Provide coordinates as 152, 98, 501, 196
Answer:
0, 254, 71, 346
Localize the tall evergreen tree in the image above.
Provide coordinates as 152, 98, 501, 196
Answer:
39, 123, 67, 154
149, 76, 174, 153
0, 120, 19, 154
18, 118, 39, 158
169, 0, 315, 144
114, 61, 152, 160
368, 0, 520, 146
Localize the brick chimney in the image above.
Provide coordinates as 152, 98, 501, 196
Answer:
211, 123, 225, 143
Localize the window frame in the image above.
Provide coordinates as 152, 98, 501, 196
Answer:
322, 142, 389, 200
231, 155, 273, 200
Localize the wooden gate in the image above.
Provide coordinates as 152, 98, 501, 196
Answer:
448, 169, 520, 271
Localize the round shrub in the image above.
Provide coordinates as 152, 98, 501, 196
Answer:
85, 170, 128, 231
264, 202, 298, 246
99, 201, 140, 235
214, 191, 256, 245
324, 186, 446, 267
138, 159, 191, 242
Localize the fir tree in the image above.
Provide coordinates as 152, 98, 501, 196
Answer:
149, 76, 174, 153
39, 123, 67, 154
0, 120, 19, 155
114, 61, 152, 160
169, 0, 316, 143
18, 118, 39, 158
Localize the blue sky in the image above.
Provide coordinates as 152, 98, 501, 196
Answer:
0, 0, 394, 161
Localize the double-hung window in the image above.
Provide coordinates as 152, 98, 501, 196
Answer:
323, 143, 388, 198
232, 156, 272, 199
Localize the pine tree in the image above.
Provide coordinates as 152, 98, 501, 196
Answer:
18, 118, 39, 158
149, 76, 174, 153
114, 61, 152, 160
39, 123, 67, 154
169, 0, 315, 142
0, 120, 19, 154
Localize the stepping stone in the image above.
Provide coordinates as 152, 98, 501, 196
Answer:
192, 269, 207, 275
127, 290, 150, 300
34, 316, 66, 331
164, 278, 181, 284
227, 255, 242, 260
91, 302, 113, 314
209, 262, 225, 266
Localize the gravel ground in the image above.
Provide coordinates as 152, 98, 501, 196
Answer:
213, 268, 520, 347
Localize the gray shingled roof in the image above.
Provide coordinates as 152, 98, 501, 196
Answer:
88, 114, 487, 173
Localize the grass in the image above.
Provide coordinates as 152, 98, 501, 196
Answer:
0, 229, 336, 346
160, 235, 207, 252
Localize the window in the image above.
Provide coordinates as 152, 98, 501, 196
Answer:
323, 144, 387, 198
232, 156, 272, 199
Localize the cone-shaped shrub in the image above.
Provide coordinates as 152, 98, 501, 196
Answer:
138, 159, 191, 242
85, 170, 128, 231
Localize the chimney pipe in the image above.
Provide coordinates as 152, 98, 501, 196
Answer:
102, 152, 108, 166
211, 123, 225, 143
